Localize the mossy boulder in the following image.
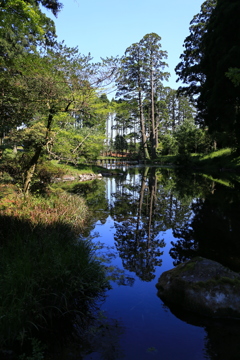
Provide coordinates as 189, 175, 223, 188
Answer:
156, 257, 240, 319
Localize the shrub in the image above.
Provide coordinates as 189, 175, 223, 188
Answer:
36, 162, 65, 184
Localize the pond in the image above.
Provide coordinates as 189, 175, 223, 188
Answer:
76, 166, 240, 360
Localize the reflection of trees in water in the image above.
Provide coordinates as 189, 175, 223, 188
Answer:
166, 305, 240, 360
204, 320, 240, 360
74, 170, 240, 359
71, 179, 109, 236
170, 182, 240, 272
111, 168, 165, 281
114, 220, 165, 281
110, 168, 196, 281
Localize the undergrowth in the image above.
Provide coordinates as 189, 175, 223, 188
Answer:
0, 192, 109, 359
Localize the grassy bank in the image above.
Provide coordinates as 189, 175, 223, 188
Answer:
49, 161, 121, 176
157, 149, 240, 172
196, 148, 240, 171
0, 191, 109, 359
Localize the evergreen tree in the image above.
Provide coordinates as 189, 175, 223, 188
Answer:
176, 0, 240, 151
139, 33, 169, 158
116, 41, 150, 159
116, 33, 169, 160
165, 88, 195, 131
198, 0, 240, 150
175, 0, 217, 100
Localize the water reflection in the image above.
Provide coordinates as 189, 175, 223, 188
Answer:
168, 306, 240, 360
71, 167, 240, 360
170, 180, 240, 271
111, 168, 165, 281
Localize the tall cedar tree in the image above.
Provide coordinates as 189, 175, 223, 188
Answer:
139, 34, 169, 158
116, 33, 169, 160
116, 42, 150, 159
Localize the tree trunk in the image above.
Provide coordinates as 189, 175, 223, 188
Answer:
150, 65, 156, 159
139, 91, 150, 160
23, 146, 42, 196
23, 112, 53, 196
13, 144, 18, 154
136, 167, 149, 245
147, 168, 157, 244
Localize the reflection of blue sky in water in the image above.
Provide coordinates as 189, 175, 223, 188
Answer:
84, 173, 207, 360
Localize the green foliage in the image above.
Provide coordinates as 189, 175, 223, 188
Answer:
114, 134, 128, 153
197, 148, 237, 174
226, 67, 240, 87
174, 118, 210, 154
174, 152, 194, 168
0, 38, 116, 192
201, 148, 232, 161
19, 338, 45, 360
12, 122, 47, 151
0, 0, 57, 58
176, 0, 240, 151
198, 0, 240, 150
175, 0, 217, 100
159, 134, 178, 155
0, 171, 13, 183
32, 161, 65, 193
50, 126, 105, 163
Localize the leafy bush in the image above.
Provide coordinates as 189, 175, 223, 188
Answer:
0, 171, 13, 183
37, 162, 65, 183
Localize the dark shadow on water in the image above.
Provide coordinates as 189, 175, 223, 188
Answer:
161, 303, 240, 360
170, 179, 240, 272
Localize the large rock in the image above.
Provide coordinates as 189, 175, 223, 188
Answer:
54, 173, 102, 182
156, 257, 240, 319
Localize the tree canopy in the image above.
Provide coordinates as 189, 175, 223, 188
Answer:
176, 0, 240, 151
175, 0, 217, 100
0, 1, 118, 193
198, 0, 240, 149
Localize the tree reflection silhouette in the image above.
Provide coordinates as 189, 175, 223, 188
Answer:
111, 168, 167, 281
170, 180, 240, 272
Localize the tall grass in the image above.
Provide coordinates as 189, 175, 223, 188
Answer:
0, 192, 109, 358
0, 192, 88, 232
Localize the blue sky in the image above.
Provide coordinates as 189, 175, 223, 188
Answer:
44, 0, 204, 90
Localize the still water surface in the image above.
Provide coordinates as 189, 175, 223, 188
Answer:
79, 167, 240, 360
